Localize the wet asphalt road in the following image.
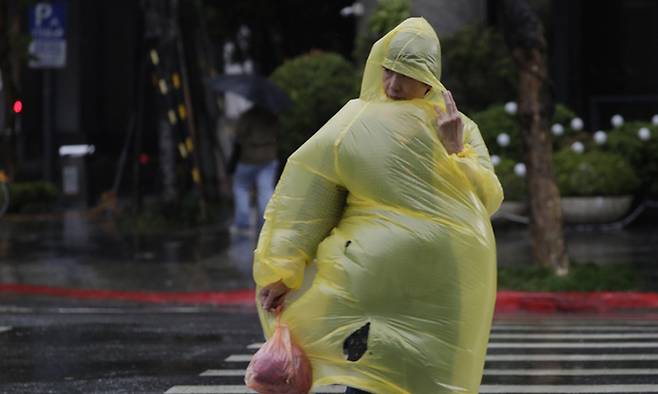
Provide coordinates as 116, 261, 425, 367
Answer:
4, 303, 658, 393
0, 302, 263, 394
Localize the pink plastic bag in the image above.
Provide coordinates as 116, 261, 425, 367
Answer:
245, 312, 312, 394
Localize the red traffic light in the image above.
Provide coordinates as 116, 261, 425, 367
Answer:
139, 153, 150, 165
12, 100, 23, 114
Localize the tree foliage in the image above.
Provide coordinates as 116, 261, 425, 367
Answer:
270, 52, 358, 160
353, 0, 410, 66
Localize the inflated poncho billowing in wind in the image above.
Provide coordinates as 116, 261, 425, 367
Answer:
253, 17, 503, 394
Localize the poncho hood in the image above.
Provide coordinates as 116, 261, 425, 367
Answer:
360, 17, 446, 107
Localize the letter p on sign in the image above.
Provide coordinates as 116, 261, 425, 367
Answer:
35, 3, 53, 27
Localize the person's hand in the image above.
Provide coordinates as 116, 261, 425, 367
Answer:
259, 280, 290, 312
435, 90, 464, 155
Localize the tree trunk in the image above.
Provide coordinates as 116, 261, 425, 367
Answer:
502, 0, 569, 275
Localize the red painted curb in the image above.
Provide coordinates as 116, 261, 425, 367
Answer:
2, 284, 658, 312
0, 284, 255, 305
495, 291, 658, 313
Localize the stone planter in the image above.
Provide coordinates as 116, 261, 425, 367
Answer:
492, 201, 527, 220
561, 195, 634, 224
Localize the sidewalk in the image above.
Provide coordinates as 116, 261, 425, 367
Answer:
1, 209, 658, 314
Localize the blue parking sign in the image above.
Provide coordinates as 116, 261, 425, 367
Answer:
28, 1, 68, 68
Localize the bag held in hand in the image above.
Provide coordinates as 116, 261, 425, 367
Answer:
245, 312, 312, 394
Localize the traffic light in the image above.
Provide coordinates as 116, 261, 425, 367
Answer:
139, 153, 150, 165
12, 100, 23, 114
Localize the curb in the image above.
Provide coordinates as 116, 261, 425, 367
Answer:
0, 284, 255, 305
495, 291, 658, 313
2, 284, 658, 313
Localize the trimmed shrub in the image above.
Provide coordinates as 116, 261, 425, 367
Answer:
498, 263, 641, 291
598, 121, 658, 197
471, 104, 522, 160
495, 158, 527, 201
472, 103, 581, 162
270, 52, 359, 160
441, 24, 517, 114
8, 181, 59, 213
553, 149, 639, 197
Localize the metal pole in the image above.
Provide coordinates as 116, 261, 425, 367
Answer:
43, 70, 52, 182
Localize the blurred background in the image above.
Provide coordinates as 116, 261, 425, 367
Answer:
1, 0, 657, 293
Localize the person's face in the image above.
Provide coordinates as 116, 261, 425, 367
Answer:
382, 68, 430, 100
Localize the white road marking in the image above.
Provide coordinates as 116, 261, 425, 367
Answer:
199, 370, 246, 377
479, 385, 658, 393
0, 306, 33, 313
237, 338, 658, 351
174, 322, 658, 394
493, 325, 658, 331
225, 355, 252, 362
228, 348, 658, 363
166, 386, 254, 394
484, 368, 658, 376
491, 333, 658, 339
165, 385, 345, 393
201, 367, 658, 377
487, 354, 658, 361
488, 342, 658, 348
0, 305, 212, 314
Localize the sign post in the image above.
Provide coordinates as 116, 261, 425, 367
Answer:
28, 1, 68, 182
28, 1, 67, 69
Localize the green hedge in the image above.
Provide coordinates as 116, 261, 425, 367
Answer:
597, 122, 658, 197
495, 158, 527, 201
472, 103, 577, 163
553, 149, 639, 196
271, 52, 359, 160
441, 24, 517, 114
8, 181, 59, 213
498, 263, 641, 291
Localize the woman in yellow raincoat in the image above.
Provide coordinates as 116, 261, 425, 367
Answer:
253, 17, 503, 394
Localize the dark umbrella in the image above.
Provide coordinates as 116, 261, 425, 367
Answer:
207, 74, 293, 113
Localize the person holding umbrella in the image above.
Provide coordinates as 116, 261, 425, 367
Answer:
208, 74, 292, 235
229, 104, 279, 235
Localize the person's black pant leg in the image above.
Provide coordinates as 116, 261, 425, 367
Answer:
345, 387, 371, 394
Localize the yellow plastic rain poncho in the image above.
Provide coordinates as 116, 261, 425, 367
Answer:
253, 17, 504, 394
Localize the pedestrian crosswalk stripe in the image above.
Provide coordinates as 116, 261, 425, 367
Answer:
201, 368, 658, 377
493, 325, 658, 331
170, 320, 658, 394
199, 370, 246, 377
247, 341, 658, 350
165, 385, 346, 393
487, 354, 658, 361
488, 341, 658, 348
491, 333, 658, 339
494, 320, 658, 325
484, 368, 658, 376
248, 334, 658, 350
166, 386, 254, 394
166, 386, 253, 393
225, 355, 252, 362
479, 384, 658, 393
228, 350, 658, 363
0, 326, 11, 333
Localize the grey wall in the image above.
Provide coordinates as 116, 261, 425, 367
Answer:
412, 0, 486, 37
